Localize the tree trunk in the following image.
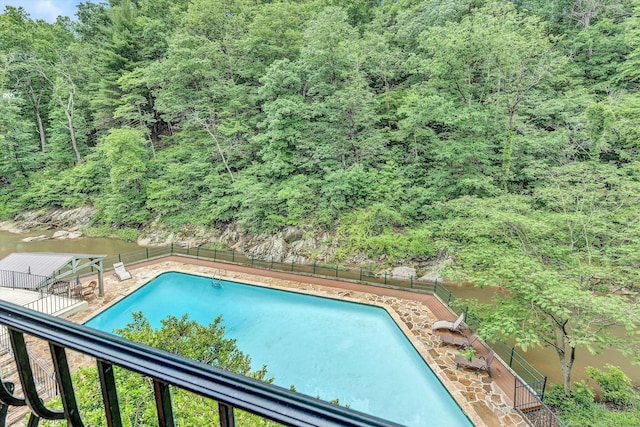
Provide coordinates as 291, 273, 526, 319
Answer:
64, 106, 82, 164
561, 346, 576, 394
554, 337, 576, 394
26, 87, 47, 152
35, 108, 47, 152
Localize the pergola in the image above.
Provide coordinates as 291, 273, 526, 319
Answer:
0, 252, 107, 296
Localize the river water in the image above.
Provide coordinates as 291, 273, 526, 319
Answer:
1, 230, 637, 388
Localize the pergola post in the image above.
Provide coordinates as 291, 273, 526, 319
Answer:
98, 260, 104, 297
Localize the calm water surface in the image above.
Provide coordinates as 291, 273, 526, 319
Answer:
0, 230, 141, 260
87, 272, 473, 426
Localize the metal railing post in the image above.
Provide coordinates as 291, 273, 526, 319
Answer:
509, 347, 515, 367
251, 255, 254, 267
410, 276, 413, 288
118, 254, 122, 263
291, 260, 294, 272
313, 261, 316, 274
146, 248, 149, 259
335, 265, 338, 277
271, 257, 274, 269
214, 249, 217, 260
359, 267, 362, 281
232, 251, 235, 262
384, 271, 387, 285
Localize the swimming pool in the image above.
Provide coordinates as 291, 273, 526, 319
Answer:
86, 272, 473, 426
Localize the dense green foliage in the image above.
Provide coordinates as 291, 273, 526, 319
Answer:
1, 0, 637, 235
545, 365, 640, 426
2, 0, 640, 401
41, 312, 277, 426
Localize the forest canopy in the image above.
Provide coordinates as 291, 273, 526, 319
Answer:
0, 0, 637, 237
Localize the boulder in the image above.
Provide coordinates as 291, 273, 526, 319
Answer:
52, 230, 70, 239
21, 235, 49, 242
251, 237, 288, 262
391, 266, 417, 278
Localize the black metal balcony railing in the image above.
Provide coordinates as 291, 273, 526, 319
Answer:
0, 300, 402, 427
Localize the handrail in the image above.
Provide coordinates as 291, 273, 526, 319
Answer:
0, 300, 401, 427
0, 327, 58, 399
0, 270, 49, 291
514, 377, 566, 427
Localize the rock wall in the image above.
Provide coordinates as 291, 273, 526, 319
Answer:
9, 207, 96, 232
139, 223, 336, 263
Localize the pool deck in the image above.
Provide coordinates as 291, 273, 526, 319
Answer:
64, 256, 527, 427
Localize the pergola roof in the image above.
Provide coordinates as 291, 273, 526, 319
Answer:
0, 252, 107, 288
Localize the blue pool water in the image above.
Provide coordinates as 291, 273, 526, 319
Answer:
85, 272, 473, 426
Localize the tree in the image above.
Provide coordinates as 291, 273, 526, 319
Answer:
0, 93, 37, 187
435, 163, 640, 393
41, 312, 271, 426
94, 127, 150, 226
422, 2, 560, 189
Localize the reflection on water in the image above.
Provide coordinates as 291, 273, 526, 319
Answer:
1, 229, 637, 387
0, 230, 141, 262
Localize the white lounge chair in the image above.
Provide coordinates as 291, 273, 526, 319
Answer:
113, 262, 132, 281
431, 313, 465, 333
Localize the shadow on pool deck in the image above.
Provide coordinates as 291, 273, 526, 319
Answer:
68, 255, 527, 427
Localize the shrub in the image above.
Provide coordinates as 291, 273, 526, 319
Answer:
586, 365, 638, 410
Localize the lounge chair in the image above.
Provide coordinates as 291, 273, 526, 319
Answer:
432, 313, 465, 333
454, 350, 494, 377
439, 333, 477, 348
113, 262, 132, 281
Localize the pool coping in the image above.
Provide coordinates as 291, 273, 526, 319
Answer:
67, 257, 528, 427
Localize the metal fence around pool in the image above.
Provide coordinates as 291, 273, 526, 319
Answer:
87, 244, 562, 426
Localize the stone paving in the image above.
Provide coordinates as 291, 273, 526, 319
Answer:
57, 259, 527, 427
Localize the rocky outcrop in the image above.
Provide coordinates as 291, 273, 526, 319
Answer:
10, 207, 96, 232
139, 223, 335, 262
20, 235, 49, 242
52, 230, 83, 239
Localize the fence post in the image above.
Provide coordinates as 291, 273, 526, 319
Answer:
509, 347, 515, 368
118, 254, 122, 263
313, 261, 316, 275
146, 248, 149, 259
196, 247, 200, 258
214, 249, 217, 260
232, 251, 235, 262
359, 267, 362, 281
271, 257, 274, 269
410, 276, 413, 288
384, 271, 387, 285
291, 259, 294, 271
171, 243, 174, 254
335, 265, 338, 277
186, 246, 190, 256
251, 254, 254, 267
448, 290, 452, 304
